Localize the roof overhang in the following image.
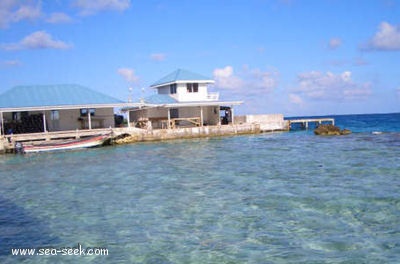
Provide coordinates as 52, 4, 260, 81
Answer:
0, 102, 142, 113
160, 100, 242, 108
121, 100, 243, 112
151, 80, 215, 89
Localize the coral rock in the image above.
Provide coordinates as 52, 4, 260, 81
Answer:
314, 124, 351, 136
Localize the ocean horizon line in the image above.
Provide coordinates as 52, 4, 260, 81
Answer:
285, 111, 400, 119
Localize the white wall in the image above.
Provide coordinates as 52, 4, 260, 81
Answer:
203, 106, 220, 125
46, 108, 115, 131
234, 114, 288, 131
157, 82, 213, 102
175, 83, 208, 102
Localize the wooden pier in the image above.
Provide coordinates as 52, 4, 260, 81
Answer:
287, 118, 335, 130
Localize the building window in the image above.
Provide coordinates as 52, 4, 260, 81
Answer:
80, 108, 95, 117
50, 110, 59, 120
11, 111, 28, 121
170, 108, 179, 118
186, 83, 198, 93
170, 83, 177, 94
12, 112, 20, 121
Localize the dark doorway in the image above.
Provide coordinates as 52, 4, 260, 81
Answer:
220, 106, 232, 125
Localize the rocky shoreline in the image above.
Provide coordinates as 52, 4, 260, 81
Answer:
314, 124, 351, 136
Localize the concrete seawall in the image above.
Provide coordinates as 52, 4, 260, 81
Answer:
1, 114, 289, 153
114, 123, 264, 144
235, 114, 289, 132
114, 114, 289, 144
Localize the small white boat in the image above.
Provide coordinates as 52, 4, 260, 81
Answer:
21, 134, 110, 153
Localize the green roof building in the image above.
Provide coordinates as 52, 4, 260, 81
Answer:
0, 84, 128, 134
126, 69, 242, 129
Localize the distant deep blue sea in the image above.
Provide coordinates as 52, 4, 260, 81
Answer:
0, 113, 399, 263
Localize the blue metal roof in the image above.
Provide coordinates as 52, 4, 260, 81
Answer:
144, 94, 177, 104
151, 69, 213, 87
0, 84, 124, 109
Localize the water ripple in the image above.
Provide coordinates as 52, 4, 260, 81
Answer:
0, 129, 399, 263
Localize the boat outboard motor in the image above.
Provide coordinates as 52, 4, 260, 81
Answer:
14, 142, 24, 154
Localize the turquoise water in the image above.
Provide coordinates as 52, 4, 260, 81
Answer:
1, 113, 399, 263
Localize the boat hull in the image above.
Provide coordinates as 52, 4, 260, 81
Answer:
22, 135, 109, 153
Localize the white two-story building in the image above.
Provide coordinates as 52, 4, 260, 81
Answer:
126, 69, 242, 129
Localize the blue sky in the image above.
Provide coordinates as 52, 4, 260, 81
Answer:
0, 0, 399, 116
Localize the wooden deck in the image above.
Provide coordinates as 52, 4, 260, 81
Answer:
136, 117, 202, 129
2, 128, 114, 142
287, 118, 335, 129
169, 117, 201, 129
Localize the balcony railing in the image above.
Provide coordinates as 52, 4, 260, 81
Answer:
206, 92, 219, 101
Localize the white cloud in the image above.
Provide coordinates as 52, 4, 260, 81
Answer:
46, 12, 74, 24
397, 87, 400, 100
0, 0, 42, 28
365, 21, 400, 51
73, 0, 131, 15
213, 65, 278, 94
289, 93, 303, 105
1, 31, 72, 50
328, 38, 342, 49
213, 66, 244, 91
1, 60, 21, 67
13, 2, 42, 21
327, 57, 369, 67
150, 53, 166, 61
293, 71, 371, 100
117, 68, 139, 83
246, 67, 278, 93
353, 57, 368, 66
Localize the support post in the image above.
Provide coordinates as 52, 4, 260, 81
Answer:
0, 111, 3, 136
43, 111, 47, 132
127, 111, 131, 128
200, 106, 203, 127
167, 108, 171, 129
231, 106, 235, 125
218, 106, 221, 126
88, 108, 92, 130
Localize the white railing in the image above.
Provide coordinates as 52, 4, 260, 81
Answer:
206, 92, 219, 101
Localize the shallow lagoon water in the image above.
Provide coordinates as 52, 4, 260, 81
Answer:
0, 114, 399, 263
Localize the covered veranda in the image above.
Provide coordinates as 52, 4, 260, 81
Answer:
124, 101, 242, 129
0, 103, 133, 137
